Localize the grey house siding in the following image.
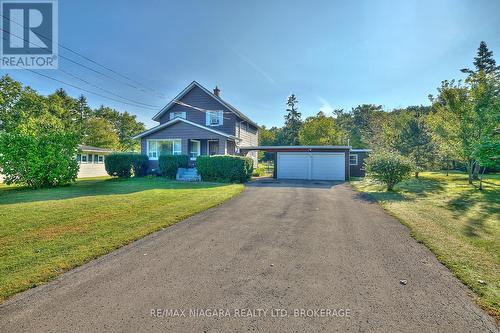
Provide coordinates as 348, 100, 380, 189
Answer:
140, 121, 233, 172
237, 120, 258, 147
158, 85, 236, 136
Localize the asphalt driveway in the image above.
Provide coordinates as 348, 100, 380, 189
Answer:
0, 180, 497, 332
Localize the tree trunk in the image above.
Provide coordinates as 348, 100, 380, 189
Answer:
466, 161, 474, 185
479, 167, 486, 190
472, 163, 480, 180
415, 171, 419, 178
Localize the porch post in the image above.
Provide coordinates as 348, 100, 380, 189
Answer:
218, 138, 227, 155
182, 139, 189, 156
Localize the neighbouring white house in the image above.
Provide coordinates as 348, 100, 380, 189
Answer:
0, 144, 113, 183
76, 145, 113, 178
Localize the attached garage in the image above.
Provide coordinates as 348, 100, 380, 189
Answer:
239, 146, 351, 181
277, 152, 345, 180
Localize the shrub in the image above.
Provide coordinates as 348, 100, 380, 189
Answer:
365, 151, 415, 191
105, 153, 150, 178
105, 153, 134, 178
196, 155, 253, 183
0, 131, 79, 188
159, 155, 189, 179
131, 154, 149, 177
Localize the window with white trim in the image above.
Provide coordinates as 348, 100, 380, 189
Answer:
349, 154, 358, 166
189, 140, 200, 160
170, 111, 186, 120
147, 139, 182, 160
207, 111, 223, 126
81, 155, 87, 163
98, 155, 104, 163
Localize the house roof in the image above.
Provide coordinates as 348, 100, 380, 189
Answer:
78, 145, 114, 153
152, 81, 258, 128
132, 117, 238, 140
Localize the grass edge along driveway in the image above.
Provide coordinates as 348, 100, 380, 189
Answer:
0, 177, 244, 303
351, 172, 499, 319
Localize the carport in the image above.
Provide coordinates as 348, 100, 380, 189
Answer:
239, 146, 351, 181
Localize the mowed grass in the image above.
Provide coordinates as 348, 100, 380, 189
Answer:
0, 177, 244, 303
351, 172, 500, 318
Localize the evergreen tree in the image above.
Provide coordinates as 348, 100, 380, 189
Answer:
461, 41, 499, 75
279, 94, 302, 145
397, 111, 436, 178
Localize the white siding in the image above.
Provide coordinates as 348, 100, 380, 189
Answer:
77, 163, 108, 178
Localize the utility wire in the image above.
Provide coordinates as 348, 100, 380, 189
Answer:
58, 68, 160, 108
1, 28, 159, 109
0, 16, 165, 99
23, 68, 159, 110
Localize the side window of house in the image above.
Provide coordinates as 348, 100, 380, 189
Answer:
88, 154, 93, 163
349, 154, 358, 166
81, 155, 87, 163
206, 111, 223, 126
98, 155, 104, 163
77, 154, 81, 164
170, 111, 186, 120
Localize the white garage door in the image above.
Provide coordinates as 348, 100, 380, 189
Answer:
277, 152, 345, 181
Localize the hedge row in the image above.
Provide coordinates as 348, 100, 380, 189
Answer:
104, 153, 149, 178
159, 155, 189, 179
196, 155, 253, 183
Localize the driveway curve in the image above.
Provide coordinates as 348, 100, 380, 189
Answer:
0, 180, 497, 332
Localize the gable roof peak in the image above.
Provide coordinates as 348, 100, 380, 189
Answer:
152, 81, 258, 127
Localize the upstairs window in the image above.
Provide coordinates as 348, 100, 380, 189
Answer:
170, 111, 186, 120
206, 111, 223, 126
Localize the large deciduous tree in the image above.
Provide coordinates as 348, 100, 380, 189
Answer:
299, 111, 343, 145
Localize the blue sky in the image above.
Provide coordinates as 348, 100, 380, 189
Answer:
2, 0, 499, 128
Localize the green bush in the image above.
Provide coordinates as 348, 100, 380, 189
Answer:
105, 153, 149, 178
365, 151, 415, 191
131, 154, 149, 177
105, 153, 134, 178
196, 155, 253, 183
159, 155, 189, 179
0, 131, 79, 188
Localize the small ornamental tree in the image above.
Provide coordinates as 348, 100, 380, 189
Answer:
0, 131, 79, 188
365, 151, 415, 191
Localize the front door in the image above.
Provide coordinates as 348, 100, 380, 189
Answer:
208, 140, 219, 155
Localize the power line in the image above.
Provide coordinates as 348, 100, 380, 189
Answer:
0, 18, 165, 99
0, 28, 161, 109
23, 68, 159, 110
58, 68, 160, 108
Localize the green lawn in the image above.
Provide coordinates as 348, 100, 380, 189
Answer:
0, 177, 243, 303
351, 172, 500, 318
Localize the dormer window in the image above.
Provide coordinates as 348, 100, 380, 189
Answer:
170, 111, 186, 120
206, 111, 223, 126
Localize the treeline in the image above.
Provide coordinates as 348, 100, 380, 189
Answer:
260, 41, 500, 184
0, 75, 145, 151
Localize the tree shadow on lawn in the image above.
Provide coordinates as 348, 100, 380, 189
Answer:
0, 177, 231, 206
354, 176, 447, 203
447, 186, 500, 238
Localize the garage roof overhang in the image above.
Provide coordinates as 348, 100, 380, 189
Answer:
239, 145, 351, 153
